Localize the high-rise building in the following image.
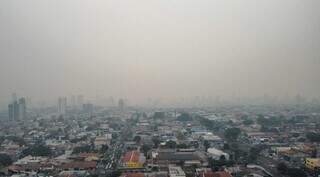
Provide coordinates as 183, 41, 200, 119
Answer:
58, 97, 67, 115
11, 93, 17, 102
77, 95, 84, 108
71, 95, 76, 109
8, 98, 25, 121
83, 103, 94, 114
8, 93, 18, 121
118, 99, 125, 111
13, 100, 20, 120
8, 104, 14, 121
18, 97, 26, 120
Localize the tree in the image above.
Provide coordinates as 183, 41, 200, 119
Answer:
152, 137, 161, 148
257, 116, 283, 127
177, 113, 192, 122
133, 136, 141, 144
141, 144, 151, 158
220, 155, 226, 161
112, 133, 118, 140
177, 144, 189, 149
21, 145, 52, 157
166, 140, 176, 149
0, 154, 13, 166
153, 112, 165, 119
151, 166, 159, 172
223, 143, 230, 150
6, 136, 26, 146
85, 124, 96, 131
224, 128, 241, 141
0, 136, 4, 145
72, 145, 94, 154
306, 132, 320, 142
100, 145, 109, 153
287, 168, 307, 177
203, 140, 210, 151
248, 145, 265, 163
208, 157, 235, 171
243, 119, 254, 126
277, 162, 288, 174
277, 163, 306, 177
110, 170, 122, 177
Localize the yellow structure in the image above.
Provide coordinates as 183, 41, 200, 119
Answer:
305, 158, 320, 171
123, 151, 144, 168
125, 161, 143, 168
79, 153, 100, 162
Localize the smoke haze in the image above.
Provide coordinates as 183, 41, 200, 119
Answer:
1, 0, 320, 107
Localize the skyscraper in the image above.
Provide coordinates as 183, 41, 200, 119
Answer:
83, 103, 94, 114
8, 93, 18, 121
8, 104, 14, 121
13, 101, 20, 120
8, 98, 24, 121
77, 95, 84, 108
118, 99, 125, 111
71, 95, 76, 109
11, 93, 17, 102
58, 97, 67, 115
18, 97, 26, 120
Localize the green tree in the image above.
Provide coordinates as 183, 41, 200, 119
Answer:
0, 154, 13, 166
141, 144, 151, 158
100, 145, 109, 153
153, 112, 165, 119
112, 133, 118, 140
306, 132, 320, 142
203, 140, 210, 151
177, 113, 192, 122
224, 128, 241, 141
72, 145, 94, 154
166, 140, 177, 149
243, 119, 254, 126
208, 157, 235, 171
248, 145, 265, 163
110, 170, 122, 177
152, 137, 161, 148
277, 162, 288, 174
223, 143, 230, 150
177, 144, 189, 149
133, 136, 141, 144
287, 168, 307, 177
21, 145, 52, 157
6, 136, 26, 146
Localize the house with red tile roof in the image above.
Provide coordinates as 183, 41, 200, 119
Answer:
199, 171, 233, 177
122, 151, 145, 169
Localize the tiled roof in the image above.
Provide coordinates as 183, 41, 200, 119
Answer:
61, 161, 96, 169
79, 152, 98, 158
121, 173, 145, 177
200, 171, 233, 177
123, 151, 140, 163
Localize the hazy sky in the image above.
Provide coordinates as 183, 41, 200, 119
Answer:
0, 0, 320, 107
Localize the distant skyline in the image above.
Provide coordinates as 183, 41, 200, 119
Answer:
1, 0, 320, 109
1, 93, 319, 111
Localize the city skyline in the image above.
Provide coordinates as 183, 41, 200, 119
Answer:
0, 1, 320, 177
